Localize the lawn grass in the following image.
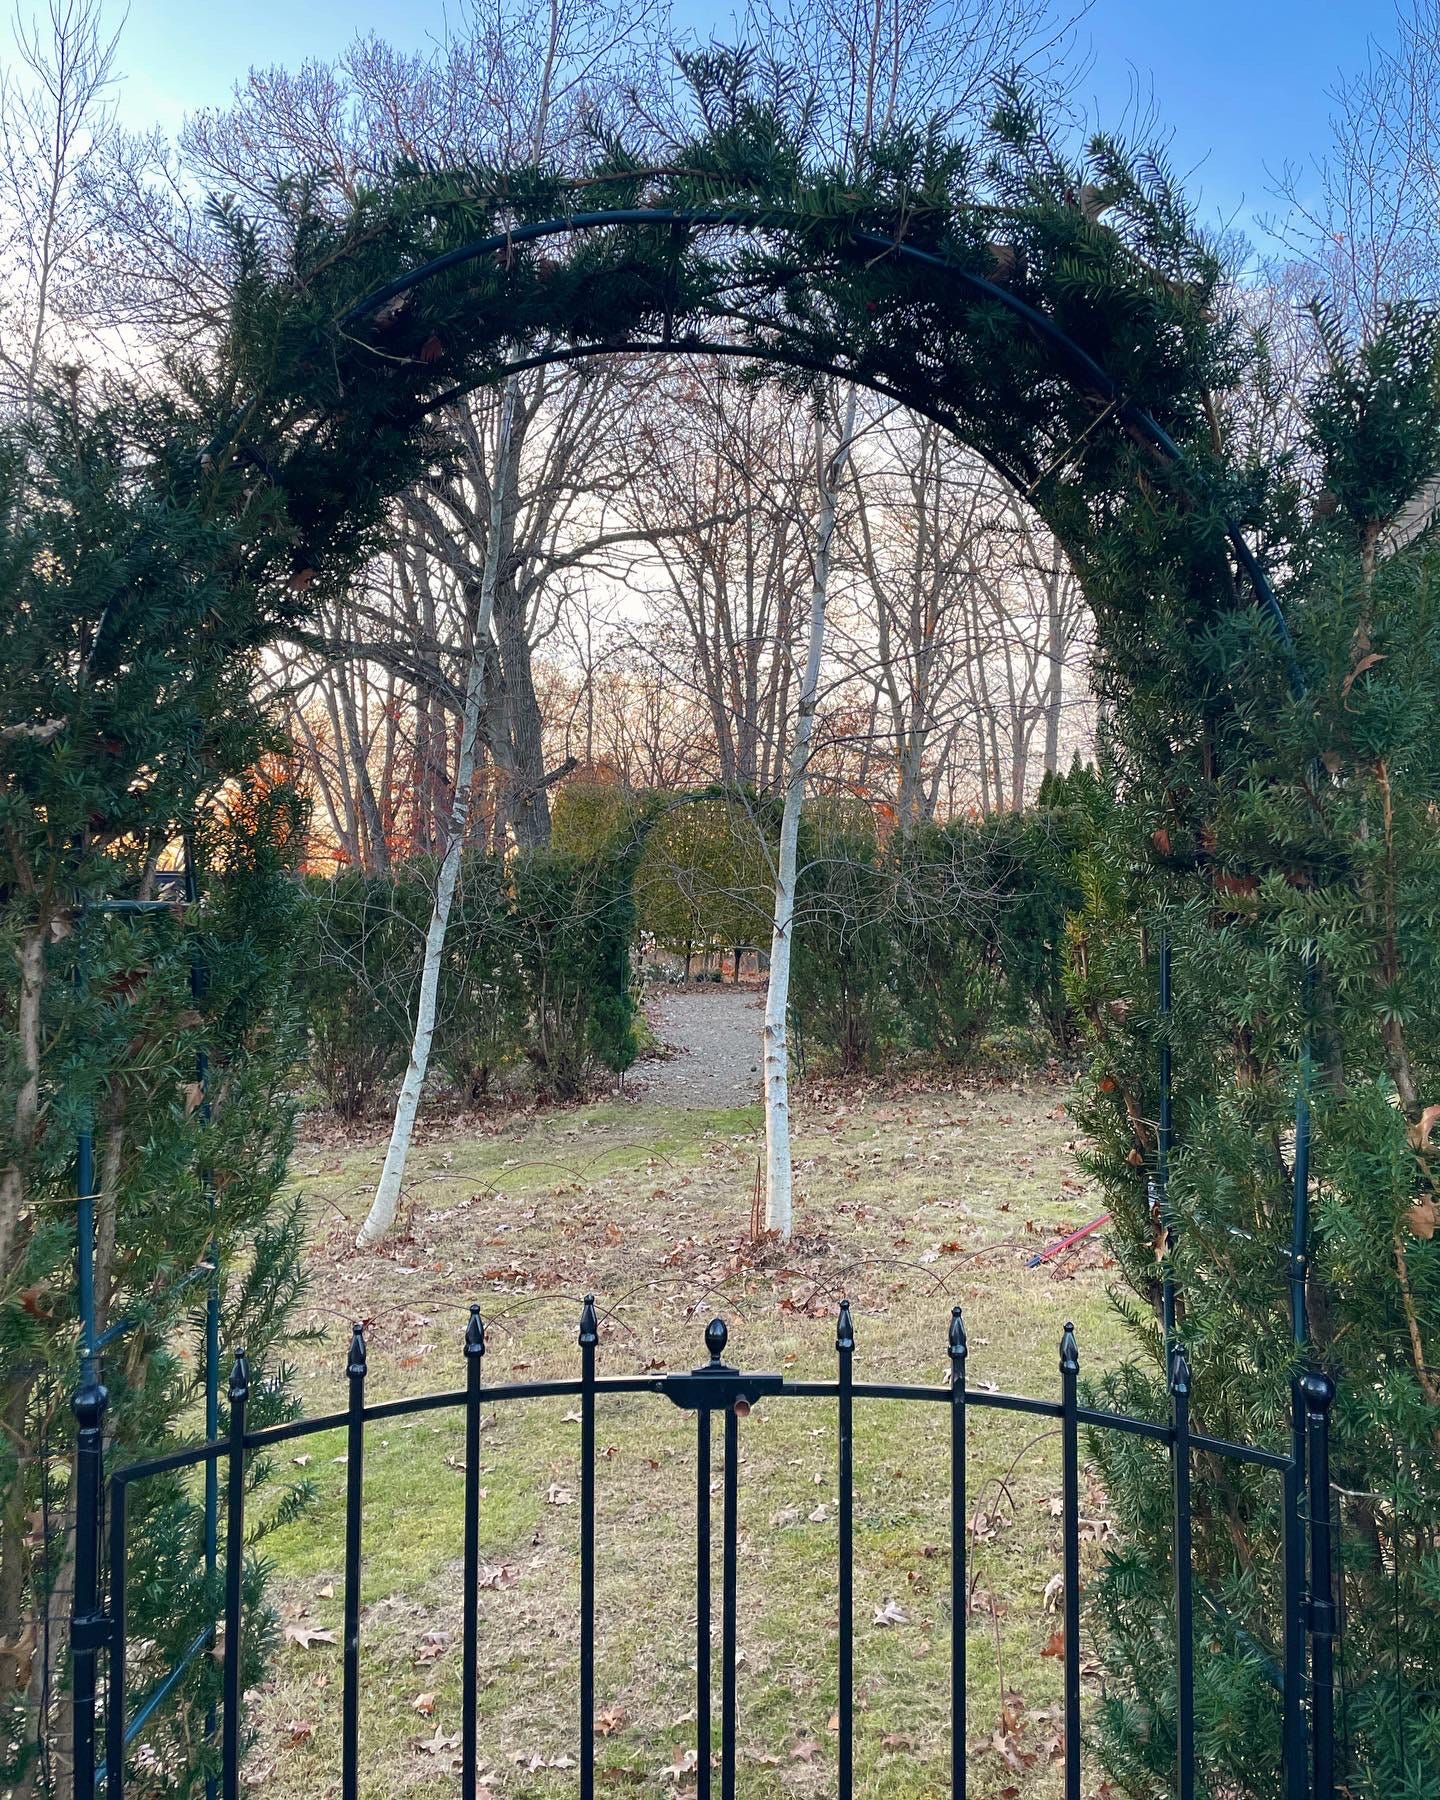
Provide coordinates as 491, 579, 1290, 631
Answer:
228, 1075, 1133, 1797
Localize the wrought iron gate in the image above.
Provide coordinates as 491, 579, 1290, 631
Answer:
71, 1299, 1338, 1798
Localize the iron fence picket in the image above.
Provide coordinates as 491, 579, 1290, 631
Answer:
696, 1406, 712, 1800
720, 1402, 740, 1800
948, 1307, 968, 1800
1304, 1372, 1337, 1800
579, 1297, 598, 1800
341, 1326, 367, 1800
837, 1300, 855, 1800
1059, 1322, 1082, 1800
1284, 1386, 1310, 1800
71, 1376, 108, 1798
222, 1352, 249, 1800
1171, 1346, 1195, 1800
462, 1306, 485, 1799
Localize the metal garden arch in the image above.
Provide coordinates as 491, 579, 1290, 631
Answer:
70, 202, 1335, 1800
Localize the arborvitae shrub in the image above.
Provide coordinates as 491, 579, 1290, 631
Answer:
508, 847, 639, 1097
791, 823, 901, 1072
300, 867, 433, 1117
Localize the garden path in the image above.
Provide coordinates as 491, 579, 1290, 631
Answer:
638, 984, 764, 1108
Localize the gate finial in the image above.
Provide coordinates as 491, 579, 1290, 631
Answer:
949, 1305, 968, 1367
836, 1298, 855, 1352
578, 1294, 599, 1347
465, 1303, 486, 1358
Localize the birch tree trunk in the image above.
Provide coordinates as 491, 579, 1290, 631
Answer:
763, 387, 858, 1237
356, 379, 518, 1247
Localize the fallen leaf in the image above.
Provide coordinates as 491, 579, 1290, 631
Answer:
411, 1692, 436, 1717
872, 1599, 909, 1628
1341, 651, 1385, 704
283, 1625, 337, 1651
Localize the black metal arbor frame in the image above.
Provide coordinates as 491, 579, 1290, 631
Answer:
68, 208, 1337, 1800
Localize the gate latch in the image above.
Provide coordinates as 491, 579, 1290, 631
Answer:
661, 1318, 783, 1414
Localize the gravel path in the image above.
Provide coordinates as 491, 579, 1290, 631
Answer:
638, 987, 765, 1108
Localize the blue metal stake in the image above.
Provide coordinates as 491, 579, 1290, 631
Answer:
1157, 929, 1175, 1353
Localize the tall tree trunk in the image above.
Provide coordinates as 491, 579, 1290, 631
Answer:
493, 584, 552, 847
764, 388, 857, 1238
1043, 543, 1065, 775
333, 641, 388, 873
356, 379, 518, 1247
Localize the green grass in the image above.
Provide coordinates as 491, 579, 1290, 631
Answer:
236, 1079, 1130, 1796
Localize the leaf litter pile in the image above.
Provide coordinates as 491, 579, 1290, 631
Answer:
249, 1075, 1130, 1797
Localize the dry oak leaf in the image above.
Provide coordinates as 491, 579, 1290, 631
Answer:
284, 1625, 337, 1650
412, 1692, 436, 1717
1409, 1103, 1440, 1151
597, 1707, 625, 1737
1408, 1198, 1437, 1241
1341, 651, 1385, 704
872, 1599, 909, 1628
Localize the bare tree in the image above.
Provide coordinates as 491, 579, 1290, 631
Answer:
618, 365, 819, 792
0, 0, 122, 418
1270, 0, 1440, 341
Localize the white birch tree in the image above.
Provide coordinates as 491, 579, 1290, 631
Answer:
355, 380, 518, 1247
763, 386, 858, 1236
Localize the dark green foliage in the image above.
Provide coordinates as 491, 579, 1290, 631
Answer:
296, 849, 636, 1111
1067, 311, 1440, 1800
790, 805, 1085, 1073
635, 801, 774, 974
300, 867, 433, 1117
300, 856, 525, 1115
508, 848, 639, 1098
0, 388, 313, 1786
792, 820, 901, 1072
553, 781, 775, 974
431, 855, 528, 1101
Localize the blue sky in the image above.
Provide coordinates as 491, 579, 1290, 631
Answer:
88, 0, 1391, 244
